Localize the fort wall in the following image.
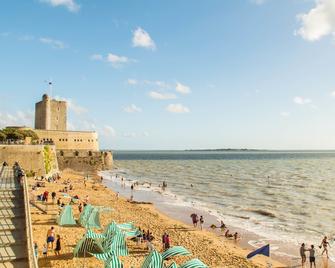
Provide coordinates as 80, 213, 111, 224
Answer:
0, 145, 59, 176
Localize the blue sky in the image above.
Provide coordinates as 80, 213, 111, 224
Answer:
1, 0, 335, 150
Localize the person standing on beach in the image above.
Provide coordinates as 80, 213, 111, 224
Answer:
46, 227, 55, 249
190, 213, 198, 227
300, 243, 307, 267
162, 232, 167, 250
319, 236, 330, 258
308, 245, 316, 268
200, 216, 204, 230
54, 235, 61, 256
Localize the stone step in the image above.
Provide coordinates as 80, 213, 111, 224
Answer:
0, 259, 30, 268
0, 230, 27, 246
0, 201, 24, 210
0, 218, 26, 231
0, 245, 28, 262
0, 208, 25, 219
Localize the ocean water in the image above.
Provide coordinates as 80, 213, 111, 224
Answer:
101, 150, 335, 263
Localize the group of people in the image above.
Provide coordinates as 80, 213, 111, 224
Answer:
34, 226, 62, 259
300, 236, 332, 268
190, 213, 205, 230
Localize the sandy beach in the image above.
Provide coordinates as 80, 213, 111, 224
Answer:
28, 170, 285, 268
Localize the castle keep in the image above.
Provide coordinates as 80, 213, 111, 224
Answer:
34, 94, 99, 152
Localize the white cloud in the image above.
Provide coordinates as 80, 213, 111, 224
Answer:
176, 82, 191, 94
127, 79, 138, 85
331, 91, 335, 97
149, 91, 177, 100
251, 0, 266, 5
166, 104, 190, 113
293, 96, 312, 105
40, 0, 80, 12
280, 112, 290, 117
54, 96, 87, 115
0, 110, 34, 128
107, 53, 129, 64
123, 104, 142, 113
39, 37, 66, 49
132, 27, 156, 50
90, 54, 103, 61
296, 0, 335, 41
91, 53, 132, 67
102, 125, 116, 137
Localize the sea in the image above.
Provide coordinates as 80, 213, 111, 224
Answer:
100, 150, 335, 266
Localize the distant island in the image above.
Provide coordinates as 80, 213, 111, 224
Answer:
185, 148, 266, 152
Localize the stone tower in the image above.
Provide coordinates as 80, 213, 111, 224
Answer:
35, 94, 67, 131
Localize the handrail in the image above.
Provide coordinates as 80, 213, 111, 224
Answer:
20, 169, 39, 268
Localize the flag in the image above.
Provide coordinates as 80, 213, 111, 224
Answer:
247, 244, 270, 259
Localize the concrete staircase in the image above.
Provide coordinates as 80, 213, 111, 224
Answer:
0, 166, 29, 267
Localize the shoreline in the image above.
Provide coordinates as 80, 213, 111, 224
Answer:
29, 169, 285, 267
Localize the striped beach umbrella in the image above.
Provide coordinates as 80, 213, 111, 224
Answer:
141, 250, 163, 268
110, 232, 128, 256
124, 229, 141, 238
91, 250, 115, 261
73, 237, 104, 257
104, 255, 124, 268
179, 259, 208, 268
167, 262, 178, 268
86, 229, 105, 239
117, 222, 135, 230
162, 246, 191, 260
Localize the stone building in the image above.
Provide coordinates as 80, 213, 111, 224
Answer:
33, 94, 99, 151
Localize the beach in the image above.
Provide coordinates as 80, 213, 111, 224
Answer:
28, 170, 285, 268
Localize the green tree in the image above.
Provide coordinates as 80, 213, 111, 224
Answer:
0, 131, 6, 141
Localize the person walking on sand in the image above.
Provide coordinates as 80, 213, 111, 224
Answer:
162, 232, 167, 250
46, 227, 55, 249
320, 236, 330, 258
308, 245, 316, 268
190, 213, 198, 227
200, 216, 204, 230
300, 243, 307, 267
54, 235, 61, 256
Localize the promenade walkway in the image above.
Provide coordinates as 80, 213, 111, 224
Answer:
0, 166, 30, 267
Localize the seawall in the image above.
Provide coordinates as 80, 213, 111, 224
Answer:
0, 145, 58, 176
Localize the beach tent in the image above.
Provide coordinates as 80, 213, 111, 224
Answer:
57, 205, 76, 226
141, 250, 163, 268
85, 207, 102, 229
91, 250, 115, 261
179, 259, 208, 268
104, 255, 124, 268
86, 228, 105, 239
110, 231, 128, 256
73, 237, 104, 257
167, 262, 178, 268
162, 246, 191, 260
117, 222, 135, 230
79, 204, 94, 226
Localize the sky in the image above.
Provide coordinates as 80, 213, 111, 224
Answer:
1, 0, 335, 150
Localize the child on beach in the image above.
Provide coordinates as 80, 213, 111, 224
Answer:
42, 244, 48, 258
200, 216, 204, 230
